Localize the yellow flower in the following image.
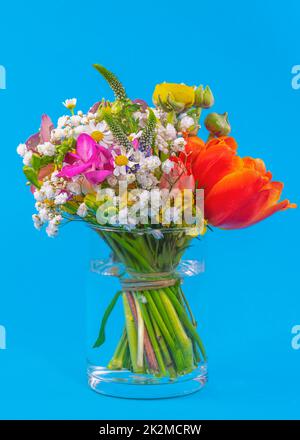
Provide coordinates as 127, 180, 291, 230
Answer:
153, 83, 195, 112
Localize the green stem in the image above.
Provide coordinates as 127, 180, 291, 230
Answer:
137, 295, 167, 376
165, 287, 207, 361
177, 285, 197, 327
110, 232, 153, 271
133, 294, 144, 370
159, 290, 194, 371
122, 293, 143, 373
149, 310, 176, 378
144, 291, 185, 372
108, 329, 127, 370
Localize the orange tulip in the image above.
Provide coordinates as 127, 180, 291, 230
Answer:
184, 136, 296, 229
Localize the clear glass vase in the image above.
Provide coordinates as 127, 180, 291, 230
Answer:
87, 227, 207, 399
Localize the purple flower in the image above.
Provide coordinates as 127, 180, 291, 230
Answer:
58, 133, 114, 185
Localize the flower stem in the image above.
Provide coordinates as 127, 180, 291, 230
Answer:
149, 310, 176, 378
159, 290, 194, 372
144, 291, 185, 372
137, 296, 167, 376
165, 287, 207, 361
108, 328, 127, 370
133, 294, 144, 370
122, 293, 143, 373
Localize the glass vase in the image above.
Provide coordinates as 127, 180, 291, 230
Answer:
87, 226, 207, 399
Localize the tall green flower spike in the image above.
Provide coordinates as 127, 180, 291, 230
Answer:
103, 112, 133, 150
93, 64, 127, 100
139, 109, 157, 153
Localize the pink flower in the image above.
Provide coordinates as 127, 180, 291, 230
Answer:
58, 133, 114, 185
26, 114, 54, 151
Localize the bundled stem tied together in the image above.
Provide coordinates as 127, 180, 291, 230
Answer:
94, 229, 206, 379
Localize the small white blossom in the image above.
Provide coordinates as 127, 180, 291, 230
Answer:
142, 156, 161, 171
165, 123, 177, 141
57, 115, 69, 128
69, 115, 82, 127
40, 181, 56, 199
62, 98, 77, 110
77, 203, 88, 218
126, 173, 136, 184
54, 192, 68, 205
23, 150, 33, 166
136, 172, 158, 189
51, 128, 66, 142
46, 223, 58, 237
180, 116, 194, 132
17, 143, 27, 157
162, 159, 175, 174
173, 137, 186, 152
50, 171, 60, 183
72, 125, 86, 137
32, 214, 43, 230
107, 175, 118, 187
39, 207, 50, 222
34, 190, 45, 202
67, 181, 81, 195
46, 215, 62, 238
37, 142, 56, 156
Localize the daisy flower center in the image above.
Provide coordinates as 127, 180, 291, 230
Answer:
91, 130, 104, 142
115, 155, 129, 166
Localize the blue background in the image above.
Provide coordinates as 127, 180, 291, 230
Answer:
0, 0, 299, 420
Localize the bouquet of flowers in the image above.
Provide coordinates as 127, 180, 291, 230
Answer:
17, 65, 295, 396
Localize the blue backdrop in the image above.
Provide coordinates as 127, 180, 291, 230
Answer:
0, 0, 299, 420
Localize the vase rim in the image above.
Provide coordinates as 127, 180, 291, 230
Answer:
90, 224, 201, 235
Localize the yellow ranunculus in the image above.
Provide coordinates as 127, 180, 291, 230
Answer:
153, 83, 195, 111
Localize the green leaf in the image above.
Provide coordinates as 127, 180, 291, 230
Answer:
93, 64, 127, 100
23, 166, 40, 188
55, 138, 76, 167
93, 291, 122, 348
31, 154, 53, 172
31, 154, 41, 172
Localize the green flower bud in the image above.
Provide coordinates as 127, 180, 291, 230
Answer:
204, 112, 231, 136
202, 86, 214, 108
194, 85, 204, 107
194, 85, 214, 108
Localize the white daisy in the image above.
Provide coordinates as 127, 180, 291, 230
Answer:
83, 121, 114, 147
112, 148, 137, 177
62, 98, 77, 110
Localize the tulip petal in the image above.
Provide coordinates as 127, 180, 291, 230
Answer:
193, 146, 242, 194
217, 189, 272, 229
206, 136, 238, 152
205, 169, 269, 226
248, 199, 296, 226
40, 114, 54, 142
25, 132, 41, 151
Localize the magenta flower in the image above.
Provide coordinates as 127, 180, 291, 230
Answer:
58, 133, 114, 185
